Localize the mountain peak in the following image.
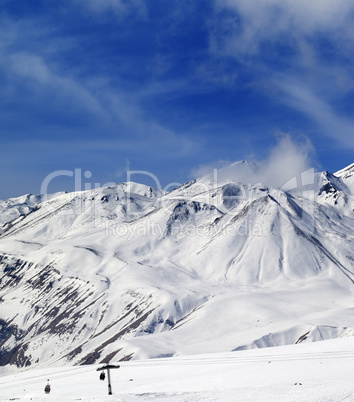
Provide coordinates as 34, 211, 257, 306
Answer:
335, 163, 354, 178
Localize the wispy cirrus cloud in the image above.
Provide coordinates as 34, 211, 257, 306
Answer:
73, 0, 147, 18
0, 13, 198, 154
210, 0, 354, 150
274, 76, 354, 149
0, 11, 202, 198
213, 0, 354, 56
6, 52, 108, 119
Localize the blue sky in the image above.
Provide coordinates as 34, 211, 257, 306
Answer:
1, 0, 354, 198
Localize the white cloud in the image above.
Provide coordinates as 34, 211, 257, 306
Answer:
0, 15, 198, 164
6, 52, 108, 119
211, 0, 354, 151
275, 76, 354, 149
0, 40, 198, 160
74, 0, 147, 18
214, 0, 354, 56
191, 134, 315, 189
259, 134, 314, 188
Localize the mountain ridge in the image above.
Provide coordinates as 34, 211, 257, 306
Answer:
0, 162, 353, 371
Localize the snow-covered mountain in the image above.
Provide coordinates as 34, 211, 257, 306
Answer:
0, 163, 353, 371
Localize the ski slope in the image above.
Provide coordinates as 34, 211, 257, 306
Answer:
1, 337, 354, 401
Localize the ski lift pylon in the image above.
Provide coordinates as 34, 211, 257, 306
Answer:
97, 364, 120, 395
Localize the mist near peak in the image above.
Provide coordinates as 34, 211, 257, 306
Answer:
192, 134, 315, 189
259, 134, 314, 189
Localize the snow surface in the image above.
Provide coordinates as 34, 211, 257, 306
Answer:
0, 163, 353, 372
0, 192, 65, 226
1, 337, 354, 401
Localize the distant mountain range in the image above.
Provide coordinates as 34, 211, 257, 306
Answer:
0, 162, 353, 370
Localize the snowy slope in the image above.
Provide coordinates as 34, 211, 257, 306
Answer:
0, 163, 353, 371
335, 163, 354, 197
0, 192, 65, 226
1, 337, 354, 401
